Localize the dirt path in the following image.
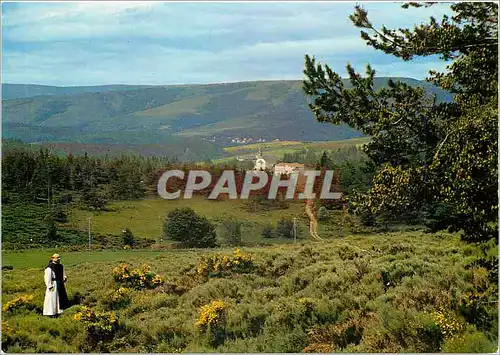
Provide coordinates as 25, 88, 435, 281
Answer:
305, 199, 323, 241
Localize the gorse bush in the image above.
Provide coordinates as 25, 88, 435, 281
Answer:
305, 317, 365, 352
2, 231, 497, 353
73, 306, 119, 349
195, 300, 227, 330
102, 287, 131, 310
195, 300, 228, 347
304, 342, 333, 353
195, 248, 254, 279
2, 295, 38, 315
441, 328, 497, 352
431, 307, 465, 340
112, 264, 164, 290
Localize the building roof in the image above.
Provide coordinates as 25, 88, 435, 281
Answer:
273, 162, 305, 168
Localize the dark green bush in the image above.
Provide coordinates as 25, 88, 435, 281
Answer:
275, 219, 294, 239
121, 228, 136, 247
219, 219, 242, 246
163, 208, 217, 248
261, 225, 274, 239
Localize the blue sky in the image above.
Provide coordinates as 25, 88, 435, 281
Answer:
2, 1, 452, 86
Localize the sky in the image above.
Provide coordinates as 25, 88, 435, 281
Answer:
1, 1, 453, 86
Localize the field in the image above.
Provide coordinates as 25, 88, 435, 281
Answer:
65, 197, 313, 244
223, 138, 369, 154
214, 137, 370, 164
2, 231, 497, 353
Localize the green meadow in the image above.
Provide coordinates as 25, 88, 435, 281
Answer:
65, 197, 309, 243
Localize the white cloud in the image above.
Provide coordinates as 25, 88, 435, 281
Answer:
372, 60, 449, 80
1, 2, 454, 85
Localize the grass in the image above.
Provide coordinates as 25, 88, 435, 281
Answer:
2, 249, 167, 270
2, 231, 497, 353
213, 137, 371, 164
137, 96, 209, 118
65, 197, 309, 243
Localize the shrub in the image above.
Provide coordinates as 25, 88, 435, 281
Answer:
225, 303, 267, 339
121, 228, 136, 248
1, 320, 10, 336
317, 206, 329, 221
353, 259, 370, 281
298, 297, 315, 318
261, 225, 274, 239
441, 328, 497, 352
275, 219, 295, 239
411, 312, 443, 352
2, 295, 38, 315
219, 219, 242, 246
306, 318, 364, 351
459, 290, 495, 333
431, 307, 465, 340
195, 300, 228, 347
73, 306, 119, 348
338, 244, 359, 261
112, 264, 164, 290
163, 208, 217, 248
195, 300, 227, 330
102, 287, 131, 310
159, 280, 191, 296
304, 342, 333, 353
196, 248, 254, 279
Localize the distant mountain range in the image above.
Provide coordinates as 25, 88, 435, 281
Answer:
2, 84, 164, 100
2, 79, 452, 160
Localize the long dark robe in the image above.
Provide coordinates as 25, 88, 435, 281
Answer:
47, 261, 70, 310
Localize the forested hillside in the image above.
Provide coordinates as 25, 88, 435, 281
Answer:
2, 78, 451, 147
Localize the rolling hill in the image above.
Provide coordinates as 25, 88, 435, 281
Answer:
2, 78, 451, 160
1, 83, 156, 100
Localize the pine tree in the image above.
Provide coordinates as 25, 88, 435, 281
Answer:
303, 3, 498, 241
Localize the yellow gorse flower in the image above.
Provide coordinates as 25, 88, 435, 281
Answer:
431, 307, 465, 340
196, 249, 253, 278
195, 300, 226, 329
2, 320, 10, 335
2, 294, 35, 313
299, 297, 315, 310
74, 306, 118, 325
112, 263, 164, 289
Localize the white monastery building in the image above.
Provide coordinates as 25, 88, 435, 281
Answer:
272, 162, 306, 176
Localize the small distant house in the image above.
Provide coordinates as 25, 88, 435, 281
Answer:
273, 162, 306, 176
